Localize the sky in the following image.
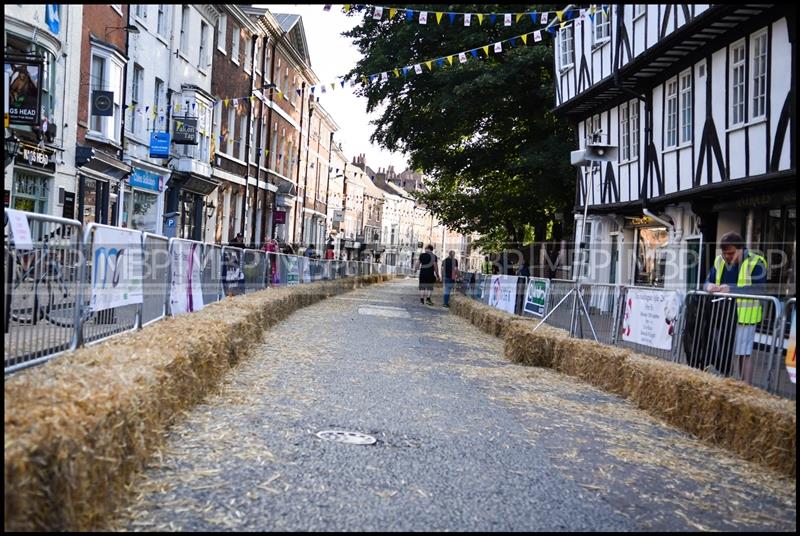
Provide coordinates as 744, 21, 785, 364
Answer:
262, 4, 410, 173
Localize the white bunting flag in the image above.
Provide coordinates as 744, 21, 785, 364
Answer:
419, 11, 427, 24
534, 30, 542, 42
414, 64, 422, 74
580, 9, 586, 20
373, 6, 383, 20
464, 13, 471, 26
458, 52, 467, 64
504, 13, 512, 26
541, 12, 549, 24
494, 42, 502, 53
381, 72, 389, 82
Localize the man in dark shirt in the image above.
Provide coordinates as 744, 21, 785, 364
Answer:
442, 250, 459, 308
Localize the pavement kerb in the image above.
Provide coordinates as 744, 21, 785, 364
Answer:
3, 274, 394, 532
449, 293, 796, 480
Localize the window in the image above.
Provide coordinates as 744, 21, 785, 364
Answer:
594, 8, 610, 44
244, 35, 253, 73
227, 106, 235, 155
199, 22, 209, 69
751, 32, 768, 119
157, 5, 169, 39
665, 78, 678, 147
630, 100, 639, 158
213, 103, 221, 157
680, 70, 692, 143
731, 41, 746, 126
231, 24, 240, 64
154, 77, 164, 130
274, 58, 282, 94
217, 14, 227, 53
134, 5, 147, 20
620, 102, 630, 161
239, 116, 247, 161
180, 5, 190, 52
130, 64, 143, 135
559, 25, 574, 70
89, 51, 123, 143
255, 38, 264, 73
270, 124, 279, 170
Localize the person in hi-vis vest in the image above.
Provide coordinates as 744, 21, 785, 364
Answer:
704, 231, 768, 385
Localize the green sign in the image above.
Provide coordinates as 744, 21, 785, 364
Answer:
524, 278, 549, 317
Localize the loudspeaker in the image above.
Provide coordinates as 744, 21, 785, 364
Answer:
584, 143, 618, 161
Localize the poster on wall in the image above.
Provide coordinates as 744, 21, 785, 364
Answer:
786, 308, 796, 384
488, 275, 518, 314
90, 226, 143, 312
620, 288, 681, 350
169, 240, 204, 315
523, 277, 550, 317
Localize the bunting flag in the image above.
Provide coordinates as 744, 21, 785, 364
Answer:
447, 55, 454, 66
334, 5, 583, 30
458, 52, 467, 64
393, 68, 400, 77
521, 34, 527, 45
425, 60, 433, 71
482, 45, 489, 57
494, 42, 502, 53
414, 64, 422, 74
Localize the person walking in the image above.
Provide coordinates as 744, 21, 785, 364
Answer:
704, 231, 768, 384
415, 244, 439, 305
442, 250, 459, 308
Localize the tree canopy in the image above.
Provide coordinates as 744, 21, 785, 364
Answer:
344, 4, 576, 248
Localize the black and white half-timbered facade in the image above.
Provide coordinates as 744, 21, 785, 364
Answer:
553, 4, 795, 297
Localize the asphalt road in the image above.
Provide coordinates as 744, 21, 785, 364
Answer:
109, 278, 796, 532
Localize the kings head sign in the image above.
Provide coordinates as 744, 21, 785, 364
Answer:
5, 59, 43, 126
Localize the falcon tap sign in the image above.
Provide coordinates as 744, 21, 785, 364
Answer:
172, 116, 198, 145
5, 58, 43, 126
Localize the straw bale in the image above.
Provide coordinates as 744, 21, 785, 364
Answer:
450, 293, 796, 479
4, 276, 389, 531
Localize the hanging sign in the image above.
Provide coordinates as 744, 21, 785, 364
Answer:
149, 131, 170, 158
172, 116, 198, 144
5, 58, 43, 125
91, 90, 114, 116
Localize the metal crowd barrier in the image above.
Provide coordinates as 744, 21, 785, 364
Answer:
675, 290, 783, 394
4, 213, 84, 373
81, 223, 141, 347
142, 233, 169, 326
242, 249, 268, 293
457, 272, 794, 399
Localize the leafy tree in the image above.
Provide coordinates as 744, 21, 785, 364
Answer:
345, 4, 576, 251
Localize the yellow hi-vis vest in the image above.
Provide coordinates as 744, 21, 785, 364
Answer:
714, 252, 768, 324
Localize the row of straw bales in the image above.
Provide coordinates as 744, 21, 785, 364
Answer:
4, 275, 392, 532
450, 293, 796, 479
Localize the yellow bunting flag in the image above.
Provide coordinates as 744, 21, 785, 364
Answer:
516, 13, 524, 23
560, 21, 567, 29
477, 13, 484, 25
394, 68, 400, 77
436, 12, 443, 24
482, 45, 489, 57
330, 83, 336, 90
557, 10, 564, 21
224, 99, 229, 106
447, 55, 454, 65
389, 8, 396, 19
521, 34, 528, 44
425, 60, 433, 71
344, 4, 350, 13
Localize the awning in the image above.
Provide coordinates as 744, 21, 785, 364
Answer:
168, 170, 220, 196
76, 145, 131, 182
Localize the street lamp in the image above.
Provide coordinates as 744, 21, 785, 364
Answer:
104, 24, 140, 38
5, 135, 20, 168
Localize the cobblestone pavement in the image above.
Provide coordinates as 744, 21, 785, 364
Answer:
109, 278, 796, 532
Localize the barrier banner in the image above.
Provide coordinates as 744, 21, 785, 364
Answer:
621, 288, 681, 350
301, 256, 312, 283
90, 226, 143, 311
488, 275, 518, 314
285, 256, 300, 286
169, 241, 204, 314
787, 308, 796, 384
523, 277, 550, 317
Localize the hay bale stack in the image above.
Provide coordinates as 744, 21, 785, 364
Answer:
4, 276, 388, 532
450, 293, 796, 479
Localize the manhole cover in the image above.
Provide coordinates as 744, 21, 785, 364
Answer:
316, 430, 377, 445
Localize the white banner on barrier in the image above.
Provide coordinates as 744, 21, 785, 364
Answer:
90, 226, 143, 312
621, 288, 681, 350
488, 275, 518, 314
169, 241, 204, 315
286, 256, 300, 286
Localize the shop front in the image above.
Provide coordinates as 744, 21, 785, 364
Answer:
76, 145, 131, 226
7, 142, 56, 215
164, 171, 219, 241
120, 166, 166, 234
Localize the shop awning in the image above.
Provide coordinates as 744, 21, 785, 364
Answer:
168, 170, 220, 196
76, 145, 131, 182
